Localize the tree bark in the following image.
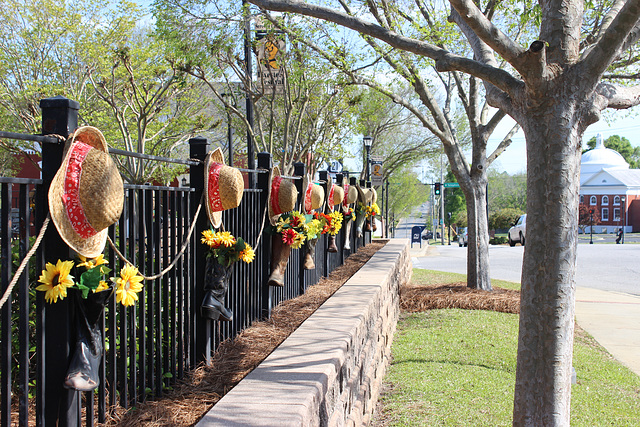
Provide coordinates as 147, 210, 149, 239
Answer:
513, 109, 582, 426
463, 178, 491, 291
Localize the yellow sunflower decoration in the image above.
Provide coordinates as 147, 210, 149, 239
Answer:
37, 260, 76, 303
112, 264, 144, 307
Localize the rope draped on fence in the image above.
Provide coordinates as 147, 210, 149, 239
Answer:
0, 216, 50, 310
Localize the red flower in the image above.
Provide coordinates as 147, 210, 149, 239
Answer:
282, 228, 297, 245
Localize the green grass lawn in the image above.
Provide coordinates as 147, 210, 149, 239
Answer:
373, 270, 640, 426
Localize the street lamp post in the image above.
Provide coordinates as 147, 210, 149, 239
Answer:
589, 209, 593, 244
621, 196, 626, 244
363, 136, 373, 181
447, 212, 451, 245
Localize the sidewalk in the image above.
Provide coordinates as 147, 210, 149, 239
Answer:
575, 287, 640, 376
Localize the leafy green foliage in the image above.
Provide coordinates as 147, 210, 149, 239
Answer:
444, 170, 465, 224
488, 170, 527, 213
489, 208, 524, 230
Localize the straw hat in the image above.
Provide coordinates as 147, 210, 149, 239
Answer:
324, 175, 344, 213
342, 182, 357, 213
48, 126, 124, 258
355, 182, 367, 205
302, 174, 324, 215
268, 166, 298, 225
204, 148, 244, 229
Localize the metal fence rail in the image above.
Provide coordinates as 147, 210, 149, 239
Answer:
0, 97, 374, 426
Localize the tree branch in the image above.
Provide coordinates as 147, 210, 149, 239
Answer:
582, 0, 640, 83
448, 0, 525, 68
247, 0, 521, 93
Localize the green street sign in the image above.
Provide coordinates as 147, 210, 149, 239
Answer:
443, 182, 460, 188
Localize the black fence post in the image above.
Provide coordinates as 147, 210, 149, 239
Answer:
336, 173, 344, 265
319, 171, 329, 277
190, 137, 211, 364
257, 153, 272, 318
39, 96, 79, 426
293, 162, 305, 294
385, 179, 389, 238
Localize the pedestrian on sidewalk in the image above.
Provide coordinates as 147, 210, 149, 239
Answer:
616, 227, 623, 244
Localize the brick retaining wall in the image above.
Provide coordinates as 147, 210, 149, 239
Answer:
196, 238, 411, 426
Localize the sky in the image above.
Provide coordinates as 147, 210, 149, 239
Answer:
487, 108, 640, 175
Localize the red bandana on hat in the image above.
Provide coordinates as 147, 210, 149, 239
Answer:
343, 183, 350, 208
62, 141, 98, 239
328, 184, 336, 211
207, 162, 224, 212
271, 176, 284, 216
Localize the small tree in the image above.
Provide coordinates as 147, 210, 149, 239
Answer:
578, 204, 601, 234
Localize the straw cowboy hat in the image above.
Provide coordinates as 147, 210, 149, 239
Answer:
342, 180, 357, 213
268, 166, 298, 225
204, 147, 244, 229
302, 174, 324, 215
48, 126, 124, 258
370, 187, 378, 205
355, 182, 367, 205
325, 175, 345, 212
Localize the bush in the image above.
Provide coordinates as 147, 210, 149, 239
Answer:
489, 208, 524, 230
490, 236, 508, 245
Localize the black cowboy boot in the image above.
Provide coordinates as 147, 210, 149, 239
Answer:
64, 285, 113, 391
201, 257, 233, 321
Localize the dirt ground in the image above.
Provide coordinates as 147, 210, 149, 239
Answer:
105, 241, 522, 426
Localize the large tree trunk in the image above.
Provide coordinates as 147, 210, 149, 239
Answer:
463, 178, 492, 291
513, 113, 582, 425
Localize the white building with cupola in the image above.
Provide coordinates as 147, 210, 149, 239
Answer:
580, 133, 640, 232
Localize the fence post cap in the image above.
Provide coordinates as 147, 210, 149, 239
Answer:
39, 96, 79, 110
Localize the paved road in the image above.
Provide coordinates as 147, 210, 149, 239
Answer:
399, 217, 640, 296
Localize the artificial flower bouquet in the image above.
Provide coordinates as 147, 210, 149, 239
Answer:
365, 203, 381, 219
273, 211, 308, 249
312, 211, 343, 236
201, 229, 255, 266
37, 255, 143, 307
343, 207, 355, 222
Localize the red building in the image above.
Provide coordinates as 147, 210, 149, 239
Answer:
580, 134, 640, 232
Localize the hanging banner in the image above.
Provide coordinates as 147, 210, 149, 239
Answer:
256, 34, 286, 95
371, 160, 384, 186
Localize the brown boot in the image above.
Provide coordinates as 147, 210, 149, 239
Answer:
268, 234, 291, 287
327, 234, 338, 253
304, 237, 318, 270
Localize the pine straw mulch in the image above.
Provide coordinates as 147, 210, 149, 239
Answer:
104, 240, 388, 427
401, 282, 521, 314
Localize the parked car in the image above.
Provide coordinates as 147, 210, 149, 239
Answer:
422, 230, 433, 240
457, 227, 468, 247
508, 214, 526, 246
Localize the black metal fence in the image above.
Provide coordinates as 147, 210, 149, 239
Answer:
0, 97, 372, 426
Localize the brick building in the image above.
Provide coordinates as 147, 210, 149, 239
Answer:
580, 134, 640, 233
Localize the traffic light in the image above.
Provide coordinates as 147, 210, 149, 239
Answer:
434, 182, 441, 195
